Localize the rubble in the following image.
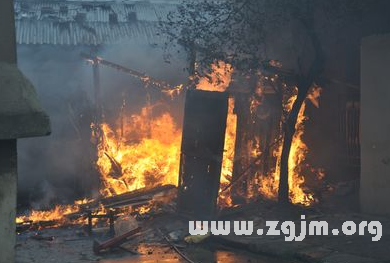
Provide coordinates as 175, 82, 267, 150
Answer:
93, 227, 142, 255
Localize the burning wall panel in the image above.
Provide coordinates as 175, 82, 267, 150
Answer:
177, 89, 228, 219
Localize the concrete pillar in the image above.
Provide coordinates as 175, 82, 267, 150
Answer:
0, 0, 17, 64
0, 64, 51, 263
0, 140, 17, 263
360, 34, 390, 215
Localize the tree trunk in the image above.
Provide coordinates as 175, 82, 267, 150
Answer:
278, 84, 311, 204
277, 12, 324, 205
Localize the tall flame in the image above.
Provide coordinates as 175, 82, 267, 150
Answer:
258, 86, 323, 206
95, 108, 181, 197
219, 97, 237, 207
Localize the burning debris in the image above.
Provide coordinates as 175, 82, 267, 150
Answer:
94, 110, 181, 196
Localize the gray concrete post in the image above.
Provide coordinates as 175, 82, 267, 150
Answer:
0, 64, 51, 263
0, 140, 17, 263
361, 34, 390, 215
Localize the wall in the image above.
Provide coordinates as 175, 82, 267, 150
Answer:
360, 34, 390, 215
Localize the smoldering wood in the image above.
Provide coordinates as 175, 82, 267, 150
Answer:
220, 135, 285, 195
231, 93, 252, 202
177, 90, 228, 220
103, 152, 123, 179
79, 184, 176, 211
16, 185, 175, 233
30, 233, 54, 241
87, 210, 115, 236
256, 91, 283, 179
81, 53, 174, 91
93, 57, 101, 122
230, 78, 284, 203
16, 220, 68, 232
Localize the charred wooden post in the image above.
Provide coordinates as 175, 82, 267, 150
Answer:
0, 1, 50, 261
109, 210, 115, 236
178, 90, 228, 219
92, 57, 102, 122
87, 211, 93, 236
86, 211, 116, 236
186, 41, 197, 89
260, 89, 283, 176
231, 93, 251, 203
93, 226, 141, 254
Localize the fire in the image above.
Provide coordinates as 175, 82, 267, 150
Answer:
219, 97, 237, 207
16, 204, 79, 225
16, 61, 233, 226
196, 61, 233, 92
95, 60, 236, 205
97, 60, 236, 205
258, 86, 323, 206
95, 108, 181, 197
16, 61, 324, 228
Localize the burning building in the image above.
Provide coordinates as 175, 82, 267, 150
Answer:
1, 0, 390, 262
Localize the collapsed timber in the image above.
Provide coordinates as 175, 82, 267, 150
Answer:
16, 184, 176, 232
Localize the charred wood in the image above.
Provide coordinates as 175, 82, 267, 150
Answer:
79, 184, 176, 211
93, 226, 141, 254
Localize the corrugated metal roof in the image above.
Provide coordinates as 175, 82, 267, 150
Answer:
14, 0, 176, 45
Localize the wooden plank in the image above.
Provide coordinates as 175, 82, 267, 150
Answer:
177, 90, 228, 220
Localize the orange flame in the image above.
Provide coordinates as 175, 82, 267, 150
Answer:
258, 86, 323, 206
95, 109, 181, 197
219, 97, 237, 207
196, 61, 233, 92
16, 205, 78, 224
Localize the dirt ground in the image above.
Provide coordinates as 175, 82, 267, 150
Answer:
16, 198, 390, 263
16, 214, 299, 263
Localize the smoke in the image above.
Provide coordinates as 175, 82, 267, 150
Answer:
16, 40, 188, 209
